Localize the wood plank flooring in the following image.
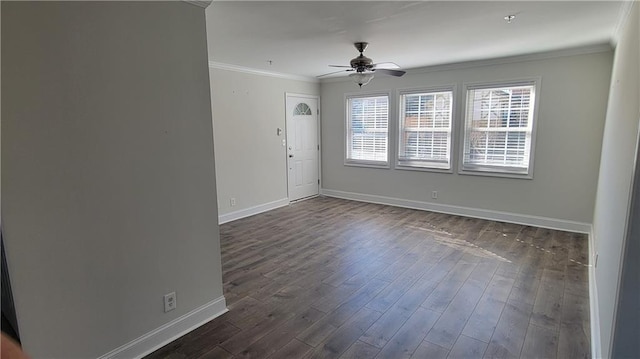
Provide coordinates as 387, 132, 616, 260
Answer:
146, 197, 590, 359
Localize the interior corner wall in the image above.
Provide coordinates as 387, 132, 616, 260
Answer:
320, 51, 612, 225
592, 2, 640, 358
1, 2, 224, 358
208, 68, 320, 218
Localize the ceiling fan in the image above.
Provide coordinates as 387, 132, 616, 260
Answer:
318, 42, 406, 87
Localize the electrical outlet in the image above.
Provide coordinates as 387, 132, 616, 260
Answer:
230, 198, 236, 207
431, 191, 438, 199
164, 292, 176, 313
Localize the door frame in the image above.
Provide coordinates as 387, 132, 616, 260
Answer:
285, 92, 321, 203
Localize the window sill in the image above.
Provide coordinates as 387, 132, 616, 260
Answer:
458, 168, 533, 180
395, 164, 453, 174
344, 161, 390, 169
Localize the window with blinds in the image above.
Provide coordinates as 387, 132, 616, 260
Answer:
398, 90, 453, 170
461, 81, 538, 177
346, 94, 389, 166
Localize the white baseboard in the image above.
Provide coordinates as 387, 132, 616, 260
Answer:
588, 226, 602, 359
218, 198, 289, 225
98, 296, 227, 359
320, 189, 591, 233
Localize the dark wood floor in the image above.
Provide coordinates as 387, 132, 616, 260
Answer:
146, 197, 591, 359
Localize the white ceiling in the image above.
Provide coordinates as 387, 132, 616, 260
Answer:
205, 1, 625, 79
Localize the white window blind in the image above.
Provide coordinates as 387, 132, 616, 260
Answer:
462, 82, 537, 176
398, 90, 453, 169
346, 95, 389, 165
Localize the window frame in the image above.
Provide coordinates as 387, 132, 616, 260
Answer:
344, 92, 392, 168
396, 86, 456, 173
458, 78, 541, 179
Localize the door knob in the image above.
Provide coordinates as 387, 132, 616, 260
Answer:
289, 154, 294, 158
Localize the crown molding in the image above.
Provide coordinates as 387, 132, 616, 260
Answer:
208, 61, 319, 83
182, 0, 212, 9
611, 0, 636, 47
320, 43, 613, 84
209, 43, 611, 85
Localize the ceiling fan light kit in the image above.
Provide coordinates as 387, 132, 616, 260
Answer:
349, 72, 375, 88
319, 42, 406, 87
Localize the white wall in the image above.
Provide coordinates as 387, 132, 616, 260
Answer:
612, 137, 640, 358
208, 67, 319, 218
592, 2, 640, 357
320, 51, 612, 226
2, 2, 224, 358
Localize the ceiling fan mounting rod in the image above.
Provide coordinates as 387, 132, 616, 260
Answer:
354, 42, 369, 54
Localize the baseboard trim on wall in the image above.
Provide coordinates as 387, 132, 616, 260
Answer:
218, 198, 289, 225
588, 225, 602, 359
97, 296, 227, 359
320, 189, 591, 233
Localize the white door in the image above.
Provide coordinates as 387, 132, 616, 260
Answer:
286, 95, 319, 202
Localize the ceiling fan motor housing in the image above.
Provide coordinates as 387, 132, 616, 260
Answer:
350, 55, 373, 72
351, 42, 374, 72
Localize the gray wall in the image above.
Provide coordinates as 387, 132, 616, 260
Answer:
209, 68, 319, 217
320, 51, 612, 224
592, 2, 640, 357
1, 2, 224, 357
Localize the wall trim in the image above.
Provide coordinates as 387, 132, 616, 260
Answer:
97, 296, 227, 359
320, 43, 613, 84
181, 0, 212, 8
208, 61, 319, 83
209, 44, 611, 85
321, 189, 591, 233
218, 198, 289, 225
611, 0, 636, 46
588, 225, 602, 359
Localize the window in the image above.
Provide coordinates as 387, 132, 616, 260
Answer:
346, 94, 389, 166
461, 81, 538, 177
398, 89, 453, 170
294, 102, 312, 115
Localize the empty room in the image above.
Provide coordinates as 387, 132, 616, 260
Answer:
2, 1, 638, 359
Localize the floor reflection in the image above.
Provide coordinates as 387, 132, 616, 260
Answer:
408, 225, 512, 263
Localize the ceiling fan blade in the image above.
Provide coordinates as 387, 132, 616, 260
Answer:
317, 69, 353, 78
328, 65, 353, 68
373, 68, 406, 77
372, 62, 401, 69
